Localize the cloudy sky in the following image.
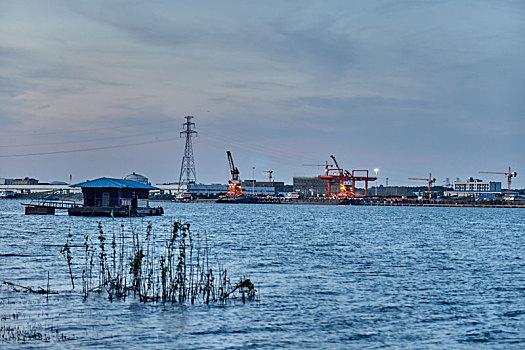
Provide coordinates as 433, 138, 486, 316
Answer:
0, 0, 524, 187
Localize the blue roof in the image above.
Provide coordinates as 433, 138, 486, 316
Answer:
72, 177, 158, 190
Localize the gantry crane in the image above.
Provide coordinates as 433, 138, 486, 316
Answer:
408, 173, 436, 200
222, 151, 244, 198
479, 166, 517, 204
317, 155, 377, 198
263, 170, 273, 183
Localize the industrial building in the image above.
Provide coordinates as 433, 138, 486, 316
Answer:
293, 176, 333, 197
241, 180, 292, 195
444, 177, 502, 199
124, 172, 150, 185
154, 183, 228, 197
13, 177, 39, 185
0, 178, 13, 185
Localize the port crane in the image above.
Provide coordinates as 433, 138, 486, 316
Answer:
263, 170, 273, 183
479, 166, 517, 203
223, 151, 244, 198
317, 155, 377, 198
408, 173, 436, 200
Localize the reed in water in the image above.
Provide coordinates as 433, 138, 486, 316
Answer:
75, 220, 257, 304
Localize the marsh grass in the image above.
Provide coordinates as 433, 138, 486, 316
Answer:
78, 220, 258, 304
1, 220, 257, 345
0, 312, 69, 343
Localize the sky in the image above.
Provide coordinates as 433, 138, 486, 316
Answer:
0, 0, 524, 187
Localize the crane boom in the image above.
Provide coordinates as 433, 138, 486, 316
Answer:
330, 155, 340, 170
222, 151, 244, 198
479, 171, 506, 175
226, 151, 239, 182
330, 155, 344, 176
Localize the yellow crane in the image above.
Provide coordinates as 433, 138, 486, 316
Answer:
408, 173, 436, 200
479, 166, 517, 204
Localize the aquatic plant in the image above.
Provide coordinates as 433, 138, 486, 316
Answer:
70, 220, 258, 305
0, 312, 69, 343
60, 227, 75, 289
4, 220, 258, 307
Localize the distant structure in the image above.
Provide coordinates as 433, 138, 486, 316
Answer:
408, 173, 436, 200
13, 177, 39, 185
241, 180, 292, 195
444, 177, 502, 199
293, 176, 330, 197
153, 183, 228, 197
124, 172, 149, 185
178, 116, 198, 190
0, 178, 13, 185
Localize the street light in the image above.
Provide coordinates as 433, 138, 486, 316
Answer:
252, 167, 255, 196
374, 168, 379, 196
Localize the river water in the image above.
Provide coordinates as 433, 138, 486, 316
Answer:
0, 199, 524, 349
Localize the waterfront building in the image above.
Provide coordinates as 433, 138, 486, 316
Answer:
444, 177, 502, 199
70, 177, 162, 216
12, 177, 39, 185
187, 183, 229, 196
0, 178, 13, 185
154, 183, 229, 197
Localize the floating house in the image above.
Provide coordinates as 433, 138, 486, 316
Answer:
69, 177, 163, 217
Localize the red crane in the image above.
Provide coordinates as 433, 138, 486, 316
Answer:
317, 155, 377, 198
408, 173, 436, 200
479, 166, 517, 204
222, 151, 244, 198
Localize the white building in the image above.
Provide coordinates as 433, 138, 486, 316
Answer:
153, 183, 228, 196
444, 177, 502, 198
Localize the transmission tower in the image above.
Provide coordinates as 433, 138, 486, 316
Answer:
178, 116, 198, 190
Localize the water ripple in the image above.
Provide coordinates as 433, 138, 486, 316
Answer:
0, 200, 524, 349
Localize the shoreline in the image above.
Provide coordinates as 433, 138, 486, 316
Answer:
150, 198, 525, 208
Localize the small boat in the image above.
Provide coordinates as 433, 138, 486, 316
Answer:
176, 191, 192, 201
0, 190, 17, 199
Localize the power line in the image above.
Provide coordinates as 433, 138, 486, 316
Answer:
0, 118, 178, 137
0, 128, 174, 148
0, 137, 174, 158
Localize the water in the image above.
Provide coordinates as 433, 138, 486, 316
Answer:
1, 199, 524, 349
